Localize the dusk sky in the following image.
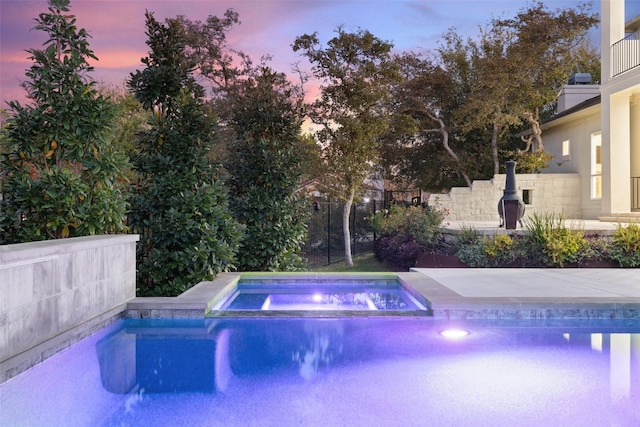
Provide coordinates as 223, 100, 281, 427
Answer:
0, 0, 634, 108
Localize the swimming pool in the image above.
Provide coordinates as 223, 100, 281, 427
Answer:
2, 317, 640, 426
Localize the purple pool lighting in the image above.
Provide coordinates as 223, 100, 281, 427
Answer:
440, 328, 470, 339
213, 277, 429, 313
2, 318, 640, 426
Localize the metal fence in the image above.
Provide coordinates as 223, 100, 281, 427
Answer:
302, 199, 381, 268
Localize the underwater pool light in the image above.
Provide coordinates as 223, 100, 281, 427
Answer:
312, 293, 323, 302
440, 329, 470, 339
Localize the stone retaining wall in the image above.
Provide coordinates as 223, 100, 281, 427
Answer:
0, 234, 138, 382
429, 173, 581, 221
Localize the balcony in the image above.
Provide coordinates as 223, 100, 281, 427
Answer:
611, 30, 640, 77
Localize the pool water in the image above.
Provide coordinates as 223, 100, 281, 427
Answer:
2, 317, 640, 426
216, 278, 428, 312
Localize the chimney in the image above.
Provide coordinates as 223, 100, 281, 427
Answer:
557, 73, 599, 113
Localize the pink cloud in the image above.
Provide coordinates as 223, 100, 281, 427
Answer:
2, 0, 597, 107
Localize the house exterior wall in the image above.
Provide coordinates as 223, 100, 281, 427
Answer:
601, 0, 640, 215
428, 173, 581, 221
539, 106, 602, 219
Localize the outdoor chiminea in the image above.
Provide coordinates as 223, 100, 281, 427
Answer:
497, 160, 525, 229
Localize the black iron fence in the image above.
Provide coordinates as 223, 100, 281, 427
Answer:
612, 30, 640, 77
302, 199, 381, 268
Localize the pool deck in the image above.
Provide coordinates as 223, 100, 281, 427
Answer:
404, 268, 640, 319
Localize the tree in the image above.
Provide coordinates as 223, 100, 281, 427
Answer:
224, 65, 309, 271
380, 51, 475, 191
441, 26, 520, 176
495, 2, 598, 155
176, 10, 245, 92
0, 0, 128, 244
98, 83, 150, 157
128, 12, 240, 296
293, 28, 399, 267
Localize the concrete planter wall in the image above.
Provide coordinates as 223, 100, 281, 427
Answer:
0, 234, 138, 382
429, 173, 581, 221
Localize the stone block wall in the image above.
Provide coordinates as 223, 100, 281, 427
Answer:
0, 234, 138, 381
429, 174, 581, 221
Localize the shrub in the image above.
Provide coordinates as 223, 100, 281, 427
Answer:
454, 233, 530, 267
484, 234, 513, 258
522, 213, 586, 267
609, 222, 640, 267
515, 150, 553, 173
373, 203, 446, 268
454, 239, 486, 267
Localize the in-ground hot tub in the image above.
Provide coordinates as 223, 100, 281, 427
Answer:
208, 273, 431, 315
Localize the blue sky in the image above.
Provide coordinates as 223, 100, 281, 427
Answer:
0, 1, 631, 106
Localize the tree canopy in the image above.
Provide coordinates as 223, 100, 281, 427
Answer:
380, 1, 599, 190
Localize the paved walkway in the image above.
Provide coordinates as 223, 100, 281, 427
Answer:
408, 268, 640, 319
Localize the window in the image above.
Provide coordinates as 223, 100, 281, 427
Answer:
562, 139, 570, 157
522, 189, 532, 205
591, 132, 602, 199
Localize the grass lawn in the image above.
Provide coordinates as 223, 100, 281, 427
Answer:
310, 253, 399, 272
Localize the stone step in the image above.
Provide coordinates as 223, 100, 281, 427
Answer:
598, 213, 640, 223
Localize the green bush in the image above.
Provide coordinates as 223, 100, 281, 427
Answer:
373, 204, 447, 268
374, 204, 445, 245
455, 232, 529, 267
522, 213, 586, 267
484, 234, 514, 258
454, 239, 486, 267
609, 223, 640, 267
515, 150, 553, 173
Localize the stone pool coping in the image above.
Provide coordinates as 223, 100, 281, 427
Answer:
124, 269, 640, 320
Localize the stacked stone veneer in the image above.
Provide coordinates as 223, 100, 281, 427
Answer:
428, 173, 581, 221
0, 234, 138, 382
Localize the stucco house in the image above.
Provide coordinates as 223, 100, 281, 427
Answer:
430, 0, 640, 222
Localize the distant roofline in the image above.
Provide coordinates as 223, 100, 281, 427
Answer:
542, 94, 601, 126
516, 94, 601, 137
627, 15, 640, 33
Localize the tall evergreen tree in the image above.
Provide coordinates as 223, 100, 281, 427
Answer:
0, 0, 128, 244
225, 66, 308, 271
128, 12, 240, 296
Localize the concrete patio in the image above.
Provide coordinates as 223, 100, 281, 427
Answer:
406, 268, 640, 320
